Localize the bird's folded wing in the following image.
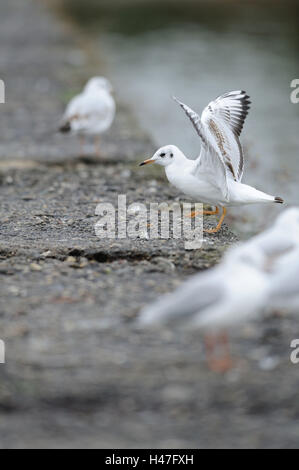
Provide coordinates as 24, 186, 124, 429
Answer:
62, 92, 113, 129
173, 96, 229, 201
63, 94, 84, 121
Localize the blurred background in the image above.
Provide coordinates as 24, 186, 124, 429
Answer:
57, 0, 299, 237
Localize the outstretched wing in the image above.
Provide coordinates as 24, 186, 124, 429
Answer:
201, 90, 250, 181
174, 90, 250, 183
173, 96, 229, 201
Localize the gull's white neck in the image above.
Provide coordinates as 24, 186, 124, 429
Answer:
165, 151, 194, 185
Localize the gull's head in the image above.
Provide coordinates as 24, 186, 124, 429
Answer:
139, 145, 183, 168
84, 76, 113, 94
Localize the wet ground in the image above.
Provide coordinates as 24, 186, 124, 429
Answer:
0, 0, 299, 449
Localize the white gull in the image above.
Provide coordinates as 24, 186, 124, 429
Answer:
140, 90, 283, 233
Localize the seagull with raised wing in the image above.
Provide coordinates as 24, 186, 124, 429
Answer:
140, 91, 283, 233
60, 76, 115, 157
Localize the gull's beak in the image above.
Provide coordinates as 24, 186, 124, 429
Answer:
139, 158, 155, 167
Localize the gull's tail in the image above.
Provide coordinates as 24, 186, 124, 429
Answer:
234, 183, 285, 205
59, 121, 71, 133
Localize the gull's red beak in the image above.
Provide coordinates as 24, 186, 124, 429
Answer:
139, 159, 154, 167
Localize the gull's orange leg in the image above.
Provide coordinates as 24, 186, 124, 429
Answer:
205, 334, 217, 369
217, 331, 234, 371
95, 135, 101, 157
204, 207, 219, 215
79, 135, 85, 156
204, 207, 227, 233
187, 206, 219, 218
205, 331, 233, 373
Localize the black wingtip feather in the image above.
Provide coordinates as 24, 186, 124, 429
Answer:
275, 197, 284, 204
231, 92, 251, 137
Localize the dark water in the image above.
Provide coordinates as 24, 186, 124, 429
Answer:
61, 0, 299, 236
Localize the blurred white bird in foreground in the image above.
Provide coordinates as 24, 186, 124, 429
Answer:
264, 208, 299, 312
269, 248, 299, 313
242, 208, 299, 266
139, 244, 270, 372
60, 76, 115, 156
138, 208, 299, 371
140, 91, 283, 233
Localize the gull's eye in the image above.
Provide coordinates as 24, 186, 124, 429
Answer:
170, 153, 173, 158
160, 153, 166, 157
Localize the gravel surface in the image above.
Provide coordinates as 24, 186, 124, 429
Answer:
0, 0, 298, 450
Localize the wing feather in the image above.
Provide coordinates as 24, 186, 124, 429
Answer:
174, 91, 250, 183
173, 96, 229, 201
201, 90, 251, 181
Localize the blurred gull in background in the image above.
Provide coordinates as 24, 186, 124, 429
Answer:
60, 76, 115, 157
